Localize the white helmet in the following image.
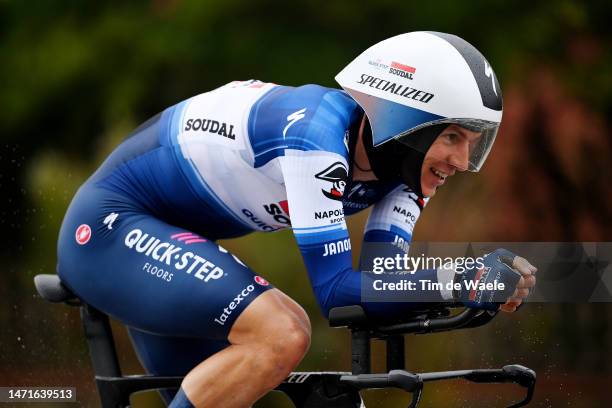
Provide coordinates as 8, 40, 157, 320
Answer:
336, 31, 502, 172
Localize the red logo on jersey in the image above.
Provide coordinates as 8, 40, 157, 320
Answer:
75, 224, 92, 245
263, 200, 291, 226
278, 200, 289, 216
254, 276, 270, 286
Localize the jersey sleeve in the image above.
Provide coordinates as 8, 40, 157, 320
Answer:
360, 185, 433, 285
279, 150, 355, 314
363, 185, 427, 250
360, 186, 454, 303
280, 153, 450, 320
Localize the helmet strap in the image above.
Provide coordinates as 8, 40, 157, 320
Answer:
346, 112, 365, 185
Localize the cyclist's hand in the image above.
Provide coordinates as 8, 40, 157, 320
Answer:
499, 255, 537, 313
455, 249, 526, 311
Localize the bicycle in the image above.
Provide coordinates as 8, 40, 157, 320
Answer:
34, 274, 536, 407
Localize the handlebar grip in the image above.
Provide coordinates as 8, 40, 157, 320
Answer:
464, 365, 535, 386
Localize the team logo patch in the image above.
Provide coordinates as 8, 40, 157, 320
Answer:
315, 162, 348, 201
356, 74, 434, 103
75, 224, 92, 245
283, 108, 306, 137
263, 200, 291, 226
484, 60, 497, 96
254, 275, 270, 286
367, 59, 389, 70
103, 212, 119, 230
389, 61, 416, 80
469, 266, 491, 302
184, 118, 236, 140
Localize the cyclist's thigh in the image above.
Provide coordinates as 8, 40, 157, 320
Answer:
57, 184, 273, 340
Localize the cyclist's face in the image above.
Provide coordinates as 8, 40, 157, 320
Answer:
420, 125, 481, 197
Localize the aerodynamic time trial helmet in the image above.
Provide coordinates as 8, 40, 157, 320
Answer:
336, 31, 503, 178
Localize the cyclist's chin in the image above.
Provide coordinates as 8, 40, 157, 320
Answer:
422, 183, 436, 198
421, 172, 439, 198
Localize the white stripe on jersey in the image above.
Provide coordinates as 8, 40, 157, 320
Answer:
174, 81, 292, 232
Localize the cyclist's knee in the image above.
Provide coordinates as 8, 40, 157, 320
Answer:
267, 311, 311, 361
276, 291, 311, 335
253, 313, 310, 386
230, 290, 311, 380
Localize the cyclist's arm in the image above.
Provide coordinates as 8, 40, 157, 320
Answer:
359, 185, 449, 301
339, 186, 451, 311
279, 150, 355, 316
362, 185, 426, 251
280, 154, 447, 319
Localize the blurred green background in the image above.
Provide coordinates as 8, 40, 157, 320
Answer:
1, 0, 611, 406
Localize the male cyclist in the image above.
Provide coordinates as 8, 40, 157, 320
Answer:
57, 32, 536, 407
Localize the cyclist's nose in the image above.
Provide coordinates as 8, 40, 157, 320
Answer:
448, 143, 470, 172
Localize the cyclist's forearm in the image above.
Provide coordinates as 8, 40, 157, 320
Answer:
311, 266, 448, 320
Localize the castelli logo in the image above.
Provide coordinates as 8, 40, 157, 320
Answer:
254, 276, 269, 286
75, 224, 92, 245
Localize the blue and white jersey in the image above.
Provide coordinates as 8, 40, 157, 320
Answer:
94, 80, 434, 317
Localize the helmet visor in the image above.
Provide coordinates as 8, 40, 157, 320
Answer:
394, 119, 499, 172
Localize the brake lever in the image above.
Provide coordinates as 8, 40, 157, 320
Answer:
407, 385, 422, 408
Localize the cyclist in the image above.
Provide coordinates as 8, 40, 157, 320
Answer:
57, 32, 536, 407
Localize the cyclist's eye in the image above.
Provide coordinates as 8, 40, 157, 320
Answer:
444, 133, 459, 143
